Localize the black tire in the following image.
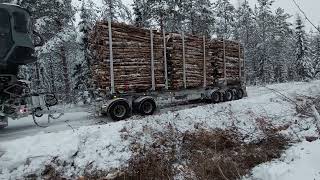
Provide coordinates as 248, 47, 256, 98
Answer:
34, 107, 44, 118
224, 90, 234, 101
211, 92, 221, 104
138, 99, 157, 116
236, 88, 244, 99
108, 101, 131, 121
45, 94, 58, 107
0, 116, 8, 129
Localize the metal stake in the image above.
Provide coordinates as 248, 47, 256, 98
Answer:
108, 18, 115, 94
163, 28, 168, 89
223, 38, 227, 81
182, 32, 186, 89
203, 35, 207, 88
150, 29, 155, 91
238, 42, 242, 79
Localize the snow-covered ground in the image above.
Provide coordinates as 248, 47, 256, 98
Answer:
0, 106, 106, 142
1, 81, 320, 179
246, 140, 320, 180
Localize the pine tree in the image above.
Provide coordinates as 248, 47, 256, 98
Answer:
102, 0, 131, 22
181, 0, 214, 36
309, 28, 320, 78
74, 0, 97, 102
213, 0, 236, 39
234, 0, 257, 83
269, 8, 292, 82
132, 0, 151, 27
234, 0, 253, 43
254, 0, 275, 83
294, 15, 312, 80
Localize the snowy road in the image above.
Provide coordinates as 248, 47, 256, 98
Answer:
0, 106, 107, 142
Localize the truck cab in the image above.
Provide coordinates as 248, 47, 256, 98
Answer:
0, 3, 36, 68
0, 3, 40, 129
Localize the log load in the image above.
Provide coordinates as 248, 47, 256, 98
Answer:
89, 22, 166, 93
89, 21, 244, 94
166, 33, 206, 89
208, 39, 244, 82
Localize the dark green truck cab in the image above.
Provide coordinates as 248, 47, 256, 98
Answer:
0, 3, 36, 67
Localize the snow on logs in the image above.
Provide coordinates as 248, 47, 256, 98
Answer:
89, 21, 244, 93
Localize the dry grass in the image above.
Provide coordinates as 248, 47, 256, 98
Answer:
36, 120, 290, 180
114, 123, 290, 180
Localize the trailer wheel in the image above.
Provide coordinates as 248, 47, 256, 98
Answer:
224, 90, 234, 101
0, 116, 8, 129
139, 99, 157, 116
211, 92, 221, 103
236, 88, 244, 99
108, 100, 131, 121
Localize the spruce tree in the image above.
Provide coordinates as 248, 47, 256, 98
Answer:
102, 0, 131, 22
269, 8, 292, 82
254, 0, 275, 83
294, 15, 312, 80
309, 28, 320, 78
73, 0, 97, 101
213, 0, 235, 39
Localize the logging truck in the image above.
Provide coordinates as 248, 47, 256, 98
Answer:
90, 20, 246, 121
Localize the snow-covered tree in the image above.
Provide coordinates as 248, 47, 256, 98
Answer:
15, 0, 76, 101
181, 0, 215, 36
132, 0, 152, 27
102, 0, 131, 22
269, 8, 292, 82
253, 0, 275, 83
73, 0, 97, 102
294, 15, 312, 80
213, 0, 236, 39
309, 28, 320, 78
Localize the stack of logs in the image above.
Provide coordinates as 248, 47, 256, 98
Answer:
208, 39, 244, 80
89, 21, 244, 93
89, 22, 165, 93
167, 33, 206, 89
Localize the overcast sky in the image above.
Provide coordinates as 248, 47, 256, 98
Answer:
120, 0, 320, 31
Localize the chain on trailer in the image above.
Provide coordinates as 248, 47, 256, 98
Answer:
0, 76, 63, 127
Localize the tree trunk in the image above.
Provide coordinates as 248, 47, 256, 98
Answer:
60, 46, 71, 102
57, 19, 71, 102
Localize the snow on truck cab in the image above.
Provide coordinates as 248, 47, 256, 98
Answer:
0, 3, 57, 129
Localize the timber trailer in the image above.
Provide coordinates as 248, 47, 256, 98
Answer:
0, 3, 59, 128
91, 20, 247, 121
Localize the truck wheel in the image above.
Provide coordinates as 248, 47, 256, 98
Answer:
224, 90, 234, 101
139, 99, 157, 116
0, 116, 8, 129
211, 92, 221, 104
236, 88, 244, 99
108, 101, 131, 121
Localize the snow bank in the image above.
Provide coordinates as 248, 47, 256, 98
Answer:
0, 122, 131, 179
1, 80, 320, 179
246, 140, 320, 180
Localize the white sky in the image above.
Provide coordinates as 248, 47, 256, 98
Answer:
120, 0, 319, 31
233, 0, 320, 31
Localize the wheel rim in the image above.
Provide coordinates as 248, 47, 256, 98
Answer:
34, 108, 44, 117
212, 93, 220, 102
113, 104, 127, 118
142, 101, 153, 114
226, 91, 232, 100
